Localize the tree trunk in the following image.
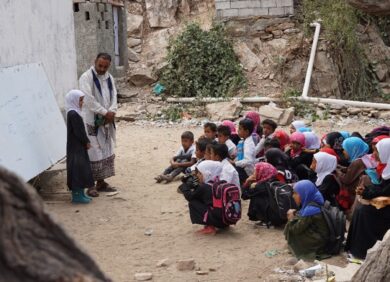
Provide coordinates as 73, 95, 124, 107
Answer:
352, 230, 390, 281
347, 0, 390, 16
0, 166, 110, 282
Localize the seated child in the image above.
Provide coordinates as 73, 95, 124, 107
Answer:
241, 162, 280, 224
217, 125, 237, 159
204, 122, 217, 140
65, 90, 94, 204
265, 148, 296, 183
221, 120, 241, 145
187, 137, 213, 173
235, 119, 256, 185
155, 131, 196, 183
287, 132, 314, 180
284, 180, 331, 260
244, 111, 261, 145
255, 119, 278, 156
179, 160, 226, 235
210, 143, 240, 188
311, 152, 340, 206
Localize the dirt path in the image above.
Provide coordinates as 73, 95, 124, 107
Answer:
45, 119, 384, 281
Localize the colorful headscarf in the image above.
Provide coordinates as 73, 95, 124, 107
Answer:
222, 120, 237, 135
255, 162, 278, 183
339, 131, 351, 139
303, 132, 321, 150
245, 111, 260, 134
290, 132, 306, 158
273, 130, 290, 151
197, 160, 222, 184
65, 89, 84, 115
314, 152, 337, 186
342, 137, 369, 163
376, 138, 390, 180
298, 127, 312, 133
294, 180, 324, 217
320, 147, 340, 161
291, 120, 307, 132
372, 135, 390, 145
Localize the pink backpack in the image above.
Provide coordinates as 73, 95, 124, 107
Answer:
211, 180, 241, 225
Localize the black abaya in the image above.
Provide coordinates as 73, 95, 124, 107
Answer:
66, 111, 94, 190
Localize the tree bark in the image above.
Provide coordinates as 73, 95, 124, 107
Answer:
0, 166, 110, 282
347, 0, 390, 16
352, 230, 390, 281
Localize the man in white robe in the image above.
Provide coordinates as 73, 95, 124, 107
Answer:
79, 53, 117, 194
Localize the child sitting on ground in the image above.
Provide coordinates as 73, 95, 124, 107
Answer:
187, 137, 213, 173
235, 119, 256, 185
210, 143, 240, 188
217, 125, 237, 159
203, 122, 217, 140
256, 119, 278, 156
155, 131, 196, 183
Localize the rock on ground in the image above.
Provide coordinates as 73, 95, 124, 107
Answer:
176, 259, 196, 271
134, 272, 153, 281
145, 0, 178, 28
205, 100, 243, 121
129, 69, 157, 87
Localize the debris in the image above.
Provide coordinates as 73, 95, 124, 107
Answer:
176, 259, 196, 271
152, 83, 165, 95
156, 258, 170, 267
134, 272, 153, 281
265, 249, 280, 258
106, 191, 119, 197
144, 229, 153, 236
196, 270, 209, 275
293, 260, 309, 273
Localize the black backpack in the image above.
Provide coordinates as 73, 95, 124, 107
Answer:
309, 201, 346, 255
264, 182, 297, 227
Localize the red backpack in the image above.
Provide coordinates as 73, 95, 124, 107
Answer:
211, 180, 241, 225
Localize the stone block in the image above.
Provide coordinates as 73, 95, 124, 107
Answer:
259, 104, 294, 125
253, 7, 269, 16
284, 6, 294, 15
215, 1, 231, 10
205, 100, 243, 121
268, 7, 285, 15
134, 273, 153, 281
176, 259, 196, 271
222, 8, 239, 17
262, 0, 277, 8
276, 0, 293, 7
129, 69, 157, 86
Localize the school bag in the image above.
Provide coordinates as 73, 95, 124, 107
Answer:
309, 201, 346, 255
211, 180, 241, 225
264, 181, 297, 227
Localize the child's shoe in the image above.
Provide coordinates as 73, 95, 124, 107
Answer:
162, 174, 174, 183
72, 188, 91, 204
154, 175, 164, 183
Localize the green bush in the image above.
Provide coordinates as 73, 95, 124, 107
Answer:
160, 23, 246, 98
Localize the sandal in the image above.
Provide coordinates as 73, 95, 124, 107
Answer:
87, 187, 99, 197
154, 175, 164, 183
96, 181, 117, 192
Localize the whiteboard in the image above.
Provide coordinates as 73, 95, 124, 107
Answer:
0, 63, 67, 181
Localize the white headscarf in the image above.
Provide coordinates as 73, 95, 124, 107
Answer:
197, 160, 222, 184
65, 89, 85, 115
377, 139, 390, 180
314, 152, 337, 186
304, 132, 321, 150
292, 120, 306, 131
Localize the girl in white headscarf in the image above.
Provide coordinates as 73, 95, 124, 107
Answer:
65, 90, 94, 204
346, 138, 390, 259
311, 152, 340, 206
178, 160, 226, 235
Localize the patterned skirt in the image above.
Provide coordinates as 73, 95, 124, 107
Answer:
90, 154, 115, 180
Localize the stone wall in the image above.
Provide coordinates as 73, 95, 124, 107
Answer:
73, 0, 128, 78
215, 0, 294, 18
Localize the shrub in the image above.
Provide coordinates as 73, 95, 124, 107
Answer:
160, 22, 246, 98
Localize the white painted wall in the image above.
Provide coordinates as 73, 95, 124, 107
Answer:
0, 0, 77, 108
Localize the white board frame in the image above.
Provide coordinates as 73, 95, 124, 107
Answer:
0, 63, 67, 181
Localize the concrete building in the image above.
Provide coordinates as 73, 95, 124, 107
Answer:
215, 0, 294, 18
73, 0, 128, 78
0, 0, 78, 108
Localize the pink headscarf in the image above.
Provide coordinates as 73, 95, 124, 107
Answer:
290, 132, 306, 158
221, 120, 237, 135
245, 111, 260, 133
255, 162, 278, 183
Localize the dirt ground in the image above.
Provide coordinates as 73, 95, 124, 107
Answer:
44, 118, 386, 281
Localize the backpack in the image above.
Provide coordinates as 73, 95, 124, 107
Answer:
211, 180, 241, 225
264, 182, 297, 227
309, 201, 346, 255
